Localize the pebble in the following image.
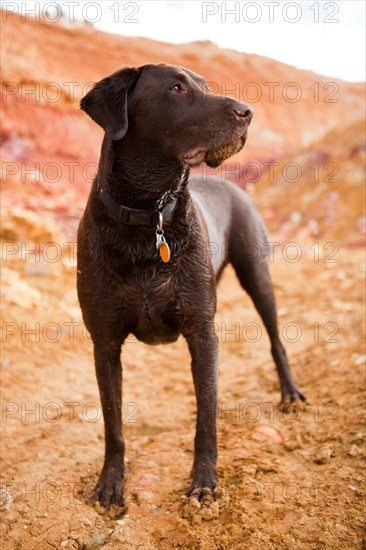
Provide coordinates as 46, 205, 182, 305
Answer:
314, 449, 334, 464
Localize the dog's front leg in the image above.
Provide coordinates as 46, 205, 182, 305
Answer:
91, 342, 125, 509
184, 329, 219, 503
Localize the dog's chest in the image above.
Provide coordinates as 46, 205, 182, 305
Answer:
122, 270, 182, 345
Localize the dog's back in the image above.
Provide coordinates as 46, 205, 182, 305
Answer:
189, 176, 268, 278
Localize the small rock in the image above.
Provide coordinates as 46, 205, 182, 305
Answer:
60, 540, 79, 549
314, 448, 334, 464
15, 502, 29, 514
179, 497, 201, 520
30, 521, 46, 537
0, 488, 13, 511
348, 445, 360, 457
200, 500, 219, 521
1, 509, 20, 523
353, 354, 366, 366
254, 425, 284, 443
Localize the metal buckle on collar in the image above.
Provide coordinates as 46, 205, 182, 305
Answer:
119, 205, 160, 226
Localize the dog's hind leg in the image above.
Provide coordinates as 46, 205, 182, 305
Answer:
229, 229, 306, 405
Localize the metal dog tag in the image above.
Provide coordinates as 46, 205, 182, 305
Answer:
155, 230, 170, 263
156, 231, 163, 250
155, 212, 170, 263
159, 239, 171, 263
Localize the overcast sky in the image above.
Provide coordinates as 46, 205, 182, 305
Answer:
2, 0, 365, 81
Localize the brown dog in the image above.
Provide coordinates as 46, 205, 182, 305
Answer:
77, 63, 305, 509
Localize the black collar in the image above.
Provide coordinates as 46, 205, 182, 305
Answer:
98, 187, 176, 226
96, 169, 188, 226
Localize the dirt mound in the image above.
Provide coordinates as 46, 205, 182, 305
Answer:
252, 116, 366, 244
1, 13, 365, 240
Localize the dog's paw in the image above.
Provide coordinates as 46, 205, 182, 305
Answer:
279, 385, 306, 411
90, 468, 125, 514
180, 486, 220, 521
180, 473, 220, 522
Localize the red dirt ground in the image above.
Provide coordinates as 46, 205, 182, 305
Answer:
1, 239, 365, 549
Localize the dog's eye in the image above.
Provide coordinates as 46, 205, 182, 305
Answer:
170, 83, 187, 94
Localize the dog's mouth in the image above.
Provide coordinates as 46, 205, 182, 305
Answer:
182, 149, 207, 167
205, 134, 246, 168
182, 131, 248, 169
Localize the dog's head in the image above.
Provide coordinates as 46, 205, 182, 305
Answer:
81, 63, 253, 168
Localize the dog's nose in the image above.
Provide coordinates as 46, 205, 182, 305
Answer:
234, 106, 253, 124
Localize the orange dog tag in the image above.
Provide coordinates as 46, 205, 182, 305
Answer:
159, 240, 170, 263
156, 227, 171, 263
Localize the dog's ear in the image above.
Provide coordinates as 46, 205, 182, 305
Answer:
80, 67, 142, 140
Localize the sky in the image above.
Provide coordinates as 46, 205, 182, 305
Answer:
1, 0, 365, 82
